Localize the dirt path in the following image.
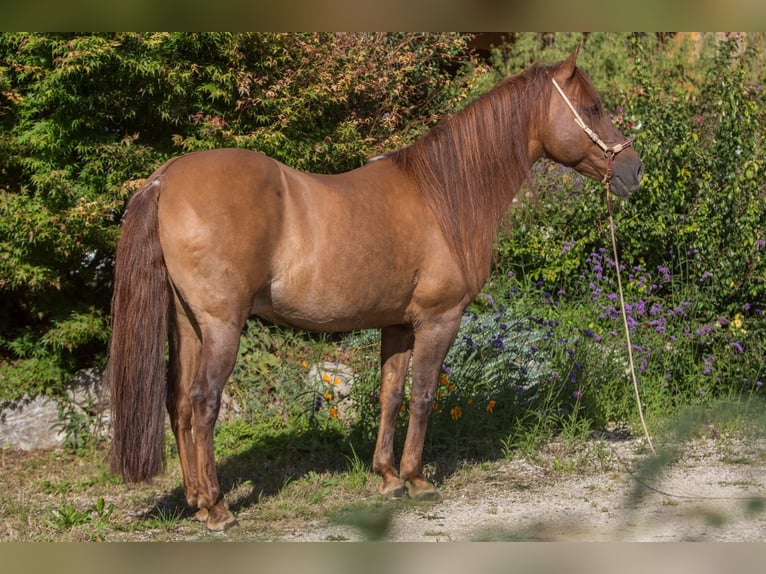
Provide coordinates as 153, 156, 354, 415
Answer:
277, 436, 766, 542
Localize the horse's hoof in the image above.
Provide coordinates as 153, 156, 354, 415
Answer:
199, 503, 238, 532
407, 481, 441, 502
377, 478, 407, 499
208, 514, 239, 532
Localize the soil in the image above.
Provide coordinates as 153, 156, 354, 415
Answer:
276, 434, 766, 542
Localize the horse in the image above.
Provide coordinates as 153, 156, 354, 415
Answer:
106, 47, 643, 531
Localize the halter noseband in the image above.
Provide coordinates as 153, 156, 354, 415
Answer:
551, 77, 633, 188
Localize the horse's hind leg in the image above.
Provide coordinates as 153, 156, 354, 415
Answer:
188, 317, 244, 531
167, 296, 201, 511
373, 325, 414, 497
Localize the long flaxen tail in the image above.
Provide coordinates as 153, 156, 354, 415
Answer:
106, 175, 169, 483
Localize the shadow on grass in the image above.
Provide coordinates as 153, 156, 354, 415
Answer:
142, 408, 522, 522
144, 423, 377, 521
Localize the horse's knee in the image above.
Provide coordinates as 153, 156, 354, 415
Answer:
408, 395, 434, 419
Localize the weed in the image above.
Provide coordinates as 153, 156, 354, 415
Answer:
44, 497, 113, 532
46, 501, 91, 530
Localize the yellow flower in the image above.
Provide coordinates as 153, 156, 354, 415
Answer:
333, 377, 342, 385
324, 391, 333, 401
322, 373, 331, 383
450, 406, 462, 420
432, 401, 439, 411
300, 360, 308, 369
732, 313, 746, 334
439, 374, 449, 386
486, 400, 496, 413
329, 406, 338, 419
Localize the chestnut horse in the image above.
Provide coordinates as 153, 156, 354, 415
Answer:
107, 48, 643, 530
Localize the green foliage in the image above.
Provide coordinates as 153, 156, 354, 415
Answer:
0, 32, 480, 400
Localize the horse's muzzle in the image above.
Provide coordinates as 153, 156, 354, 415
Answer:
611, 160, 644, 197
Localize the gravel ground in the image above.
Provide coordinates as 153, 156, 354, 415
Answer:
277, 435, 766, 542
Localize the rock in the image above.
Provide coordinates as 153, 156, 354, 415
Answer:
307, 361, 355, 398
0, 395, 66, 451
306, 361, 357, 422
0, 367, 110, 451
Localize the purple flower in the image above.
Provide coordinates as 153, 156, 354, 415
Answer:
572, 390, 583, 400
696, 324, 714, 337
584, 328, 602, 342
649, 317, 666, 334
657, 265, 671, 283
732, 341, 744, 353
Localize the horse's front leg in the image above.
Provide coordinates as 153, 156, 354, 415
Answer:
399, 317, 461, 499
373, 325, 414, 497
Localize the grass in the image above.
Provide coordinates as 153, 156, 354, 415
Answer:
2, 400, 765, 542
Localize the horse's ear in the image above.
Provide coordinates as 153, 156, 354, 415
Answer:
555, 46, 580, 82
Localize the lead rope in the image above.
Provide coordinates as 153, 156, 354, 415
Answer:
552, 78, 655, 455
605, 182, 656, 456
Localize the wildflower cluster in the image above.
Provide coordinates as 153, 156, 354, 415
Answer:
576, 245, 766, 401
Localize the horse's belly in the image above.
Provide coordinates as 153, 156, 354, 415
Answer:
250, 275, 413, 332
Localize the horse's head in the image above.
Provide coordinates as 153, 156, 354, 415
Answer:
540, 48, 643, 198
